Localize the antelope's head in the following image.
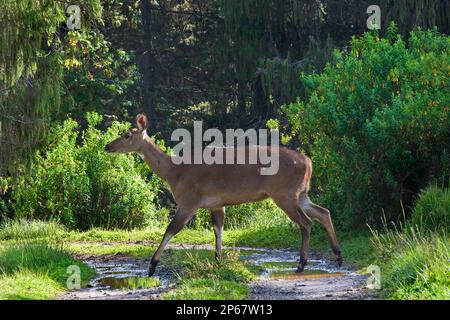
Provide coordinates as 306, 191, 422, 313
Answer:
105, 113, 149, 154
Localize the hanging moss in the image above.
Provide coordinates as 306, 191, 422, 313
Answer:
215, 0, 449, 119
0, 0, 103, 175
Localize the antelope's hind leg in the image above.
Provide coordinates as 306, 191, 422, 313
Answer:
272, 195, 313, 273
299, 194, 343, 266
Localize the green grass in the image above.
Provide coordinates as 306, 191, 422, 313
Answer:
9, 218, 450, 301
0, 220, 66, 241
66, 243, 256, 300
162, 250, 255, 300
66, 242, 156, 257
0, 241, 95, 300
164, 278, 249, 300
371, 225, 450, 300
0, 270, 63, 300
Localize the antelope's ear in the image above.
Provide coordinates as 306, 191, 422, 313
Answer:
136, 113, 148, 131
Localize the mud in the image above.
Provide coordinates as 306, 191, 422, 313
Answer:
60, 244, 377, 300
243, 249, 377, 300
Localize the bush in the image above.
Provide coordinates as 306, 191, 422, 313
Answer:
190, 200, 290, 230
12, 113, 159, 230
285, 27, 450, 228
411, 185, 450, 232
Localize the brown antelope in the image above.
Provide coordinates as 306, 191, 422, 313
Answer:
105, 113, 342, 276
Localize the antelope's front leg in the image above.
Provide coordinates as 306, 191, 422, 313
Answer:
148, 206, 197, 276
211, 207, 225, 261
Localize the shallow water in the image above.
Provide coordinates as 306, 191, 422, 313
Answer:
267, 267, 346, 280
62, 246, 371, 300
98, 276, 159, 290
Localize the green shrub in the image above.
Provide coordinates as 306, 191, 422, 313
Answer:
285, 27, 450, 228
411, 185, 450, 232
12, 113, 159, 230
191, 200, 290, 230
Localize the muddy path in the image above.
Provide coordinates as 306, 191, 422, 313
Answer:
61, 244, 377, 300
243, 249, 376, 300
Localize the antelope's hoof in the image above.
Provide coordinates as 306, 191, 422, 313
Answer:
296, 258, 307, 273
148, 267, 156, 277
296, 265, 305, 273
336, 255, 343, 267
148, 261, 158, 277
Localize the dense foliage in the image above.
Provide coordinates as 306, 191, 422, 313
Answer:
12, 113, 159, 230
0, 0, 103, 174
285, 28, 450, 228
412, 185, 450, 232
3, 1, 450, 174
1, 1, 449, 231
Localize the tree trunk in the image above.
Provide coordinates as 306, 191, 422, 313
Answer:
140, 0, 157, 129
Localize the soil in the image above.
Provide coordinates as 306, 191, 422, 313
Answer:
60, 244, 378, 300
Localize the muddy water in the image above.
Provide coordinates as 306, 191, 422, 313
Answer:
61, 245, 376, 300
61, 255, 175, 300
242, 248, 376, 300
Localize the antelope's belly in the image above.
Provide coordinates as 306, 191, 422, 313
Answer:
199, 192, 268, 208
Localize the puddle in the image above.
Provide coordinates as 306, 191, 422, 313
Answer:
98, 276, 160, 290
267, 268, 345, 280
87, 261, 172, 289
241, 248, 355, 281
61, 245, 374, 300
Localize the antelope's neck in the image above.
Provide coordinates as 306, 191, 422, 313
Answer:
140, 136, 175, 184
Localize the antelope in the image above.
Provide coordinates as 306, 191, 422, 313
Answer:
105, 113, 342, 276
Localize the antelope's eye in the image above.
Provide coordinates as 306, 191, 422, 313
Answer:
122, 132, 131, 139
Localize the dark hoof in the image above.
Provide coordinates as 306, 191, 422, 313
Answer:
336, 255, 343, 267
148, 267, 156, 277
296, 265, 305, 273
148, 260, 159, 277
297, 258, 307, 273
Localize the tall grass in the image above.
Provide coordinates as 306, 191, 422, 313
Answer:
370, 223, 450, 299
0, 219, 66, 241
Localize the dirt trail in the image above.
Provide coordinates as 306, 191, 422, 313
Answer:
61, 244, 377, 300
243, 249, 375, 300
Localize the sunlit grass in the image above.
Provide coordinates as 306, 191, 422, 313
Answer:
371, 223, 450, 300
0, 241, 94, 300
0, 269, 64, 300
0, 219, 66, 241
163, 250, 254, 300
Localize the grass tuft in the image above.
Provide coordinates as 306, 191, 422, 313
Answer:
371, 224, 450, 299
0, 219, 66, 241
0, 240, 94, 300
